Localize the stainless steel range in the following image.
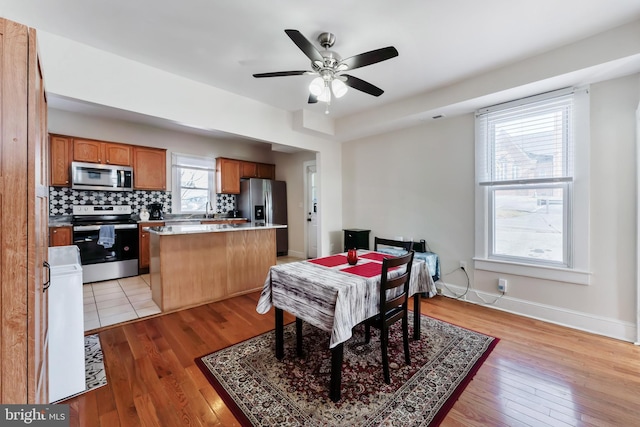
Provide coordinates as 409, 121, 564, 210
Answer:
72, 205, 138, 283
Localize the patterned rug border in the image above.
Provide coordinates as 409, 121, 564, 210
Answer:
196, 313, 498, 426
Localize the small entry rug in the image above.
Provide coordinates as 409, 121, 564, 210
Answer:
196, 313, 498, 426
84, 334, 107, 393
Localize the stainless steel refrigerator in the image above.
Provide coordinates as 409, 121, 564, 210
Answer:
237, 178, 288, 256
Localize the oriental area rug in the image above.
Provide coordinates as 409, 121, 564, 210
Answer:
196, 313, 498, 426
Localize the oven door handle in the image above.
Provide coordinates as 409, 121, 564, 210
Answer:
73, 224, 138, 232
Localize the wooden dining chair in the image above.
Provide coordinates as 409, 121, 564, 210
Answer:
364, 250, 415, 384
374, 237, 413, 253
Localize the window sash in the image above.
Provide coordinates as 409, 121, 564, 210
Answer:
171, 153, 216, 214
477, 89, 574, 186
488, 182, 572, 268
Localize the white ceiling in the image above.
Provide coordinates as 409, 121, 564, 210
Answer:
2, 0, 640, 131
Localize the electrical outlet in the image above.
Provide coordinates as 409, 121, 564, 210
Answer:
459, 261, 467, 270
498, 278, 508, 293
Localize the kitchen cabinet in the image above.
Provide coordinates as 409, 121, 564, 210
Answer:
139, 222, 164, 272
73, 138, 132, 166
133, 146, 166, 190
49, 227, 72, 247
344, 229, 371, 251
49, 135, 72, 187
201, 219, 248, 225
240, 161, 276, 180
257, 163, 276, 179
216, 157, 241, 194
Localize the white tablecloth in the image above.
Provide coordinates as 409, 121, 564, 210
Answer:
256, 251, 435, 348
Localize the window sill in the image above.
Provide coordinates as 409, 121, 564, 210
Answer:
473, 258, 590, 285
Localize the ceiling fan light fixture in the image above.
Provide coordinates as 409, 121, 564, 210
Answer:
331, 78, 348, 98
317, 85, 331, 103
309, 77, 325, 96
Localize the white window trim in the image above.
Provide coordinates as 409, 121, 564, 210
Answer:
171, 153, 216, 214
474, 87, 591, 285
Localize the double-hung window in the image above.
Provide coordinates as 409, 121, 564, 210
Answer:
171, 153, 215, 214
475, 87, 590, 282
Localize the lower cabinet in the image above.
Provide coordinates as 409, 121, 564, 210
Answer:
201, 219, 249, 225
139, 222, 163, 272
49, 226, 72, 247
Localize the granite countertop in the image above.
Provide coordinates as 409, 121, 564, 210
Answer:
145, 222, 287, 235
138, 217, 248, 224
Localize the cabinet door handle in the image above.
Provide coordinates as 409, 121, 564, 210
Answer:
43, 261, 51, 293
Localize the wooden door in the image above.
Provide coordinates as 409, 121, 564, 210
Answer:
103, 142, 131, 166
49, 135, 71, 186
133, 146, 166, 190
27, 27, 49, 403
0, 18, 48, 403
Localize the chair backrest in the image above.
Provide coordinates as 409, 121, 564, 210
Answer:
379, 251, 414, 317
374, 237, 413, 253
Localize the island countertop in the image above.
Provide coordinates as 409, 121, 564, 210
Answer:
146, 222, 287, 235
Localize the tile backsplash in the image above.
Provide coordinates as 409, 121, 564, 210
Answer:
48, 187, 236, 216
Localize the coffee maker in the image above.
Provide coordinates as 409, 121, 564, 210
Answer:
148, 203, 164, 220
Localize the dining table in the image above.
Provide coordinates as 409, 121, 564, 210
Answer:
256, 250, 436, 402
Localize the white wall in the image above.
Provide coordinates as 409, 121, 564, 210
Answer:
273, 151, 317, 258
342, 73, 640, 342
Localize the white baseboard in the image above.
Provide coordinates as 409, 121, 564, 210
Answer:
286, 249, 306, 259
437, 282, 636, 343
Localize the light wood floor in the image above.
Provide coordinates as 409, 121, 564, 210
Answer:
64, 293, 640, 426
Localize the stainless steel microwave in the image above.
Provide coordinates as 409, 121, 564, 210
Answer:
71, 161, 133, 192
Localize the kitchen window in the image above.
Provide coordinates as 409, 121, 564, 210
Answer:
474, 87, 590, 284
171, 153, 215, 214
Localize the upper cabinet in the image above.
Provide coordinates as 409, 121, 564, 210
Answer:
133, 146, 166, 190
240, 160, 276, 180
257, 163, 276, 180
216, 158, 241, 194
73, 138, 131, 166
49, 134, 167, 190
49, 135, 72, 186
240, 161, 257, 178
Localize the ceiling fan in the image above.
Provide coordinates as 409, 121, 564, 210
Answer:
253, 29, 399, 109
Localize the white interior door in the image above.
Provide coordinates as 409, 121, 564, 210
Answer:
306, 163, 317, 258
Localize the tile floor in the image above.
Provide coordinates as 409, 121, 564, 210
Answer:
83, 256, 304, 332
83, 274, 161, 331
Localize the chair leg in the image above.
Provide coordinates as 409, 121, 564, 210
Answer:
402, 316, 411, 365
381, 328, 390, 384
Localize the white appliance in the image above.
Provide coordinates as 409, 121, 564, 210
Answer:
48, 245, 85, 402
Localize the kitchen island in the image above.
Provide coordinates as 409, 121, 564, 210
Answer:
147, 222, 286, 312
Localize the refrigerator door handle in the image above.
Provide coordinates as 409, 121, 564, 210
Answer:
265, 191, 271, 223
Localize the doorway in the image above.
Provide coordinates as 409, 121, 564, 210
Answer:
305, 161, 317, 258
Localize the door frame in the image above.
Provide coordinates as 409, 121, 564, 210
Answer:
303, 160, 317, 259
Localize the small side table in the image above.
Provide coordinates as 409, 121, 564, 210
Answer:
343, 229, 371, 251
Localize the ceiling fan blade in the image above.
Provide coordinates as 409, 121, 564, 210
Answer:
308, 94, 318, 104
343, 74, 384, 97
253, 70, 310, 78
340, 46, 398, 71
285, 29, 324, 63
